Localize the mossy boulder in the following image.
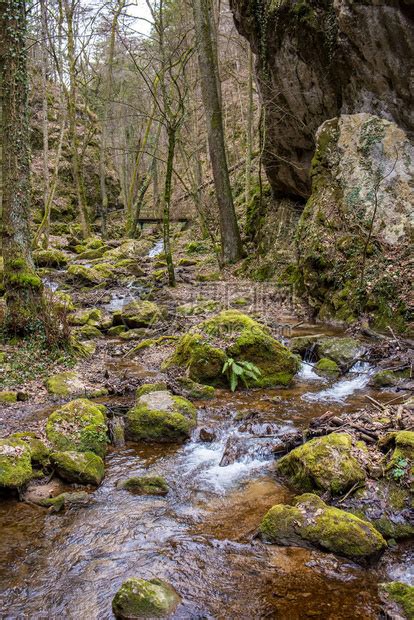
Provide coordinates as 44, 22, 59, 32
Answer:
136, 383, 168, 398
126, 391, 197, 443
117, 475, 169, 496
259, 493, 386, 562
176, 300, 220, 316
176, 377, 216, 399
0, 391, 18, 403
103, 239, 153, 261
112, 577, 180, 619
380, 582, 414, 619
370, 370, 399, 387
45, 371, 86, 397
379, 431, 414, 490
33, 248, 68, 268
113, 300, 164, 329
77, 324, 102, 340
11, 432, 49, 467
68, 307, 102, 326
67, 264, 104, 285
0, 438, 33, 488
45, 398, 108, 457
165, 311, 299, 388
276, 433, 366, 495
315, 337, 365, 368
315, 358, 340, 375
51, 450, 105, 485
289, 334, 325, 356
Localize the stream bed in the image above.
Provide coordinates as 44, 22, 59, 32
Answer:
1, 359, 411, 619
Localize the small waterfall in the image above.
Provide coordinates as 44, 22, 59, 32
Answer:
148, 239, 164, 258
302, 362, 374, 403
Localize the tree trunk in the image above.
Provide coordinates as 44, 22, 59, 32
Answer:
192, 0, 243, 264
63, 0, 90, 238
40, 0, 50, 247
163, 126, 176, 287
245, 47, 254, 206
0, 0, 44, 332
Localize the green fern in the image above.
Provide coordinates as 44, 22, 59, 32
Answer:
222, 358, 262, 391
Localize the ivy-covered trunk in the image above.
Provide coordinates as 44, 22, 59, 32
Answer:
0, 0, 44, 332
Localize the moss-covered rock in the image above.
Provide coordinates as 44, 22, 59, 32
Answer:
380, 431, 414, 491
136, 383, 168, 398
113, 300, 164, 329
11, 432, 49, 467
77, 324, 102, 340
108, 325, 127, 337
259, 493, 386, 562
0, 391, 18, 403
276, 433, 366, 494
380, 582, 414, 619
67, 264, 105, 285
45, 371, 86, 397
68, 307, 102, 326
116, 475, 169, 496
38, 491, 89, 512
176, 377, 216, 399
165, 311, 299, 388
0, 438, 33, 488
112, 577, 180, 619
33, 248, 68, 268
119, 328, 150, 341
315, 357, 340, 375
103, 239, 153, 261
51, 450, 105, 485
370, 369, 399, 387
315, 337, 365, 368
176, 300, 220, 316
126, 391, 197, 443
46, 398, 108, 457
289, 334, 325, 356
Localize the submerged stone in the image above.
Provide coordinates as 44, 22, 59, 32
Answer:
51, 451, 105, 485
260, 493, 386, 562
38, 491, 90, 512
117, 475, 169, 496
126, 391, 197, 443
276, 433, 366, 495
112, 577, 180, 619
0, 438, 33, 489
46, 398, 108, 457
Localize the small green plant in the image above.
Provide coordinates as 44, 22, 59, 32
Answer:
222, 358, 262, 391
392, 457, 408, 482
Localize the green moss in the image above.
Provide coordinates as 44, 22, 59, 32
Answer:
177, 377, 216, 399
315, 357, 340, 374
381, 582, 414, 618
126, 391, 197, 443
316, 337, 363, 368
117, 475, 169, 495
112, 300, 163, 329
68, 308, 102, 326
0, 438, 33, 488
260, 493, 386, 562
164, 333, 227, 385
33, 248, 68, 268
371, 370, 398, 387
78, 324, 102, 340
276, 433, 366, 495
186, 241, 208, 254
67, 264, 104, 286
195, 271, 221, 282
136, 383, 168, 398
51, 450, 105, 485
112, 578, 180, 619
11, 432, 49, 466
38, 491, 89, 512
0, 391, 18, 403
46, 398, 108, 457
107, 325, 127, 336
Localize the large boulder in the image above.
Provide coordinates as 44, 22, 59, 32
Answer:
276, 433, 366, 495
45, 398, 108, 457
113, 300, 164, 329
315, 337, 365, 369
112, 578, 180, 619
126, 391, 197, 443
379, 430, 414, 491
230, 0, 414, 198
0, 438, 32, 489
67, 264, 105, 286
33, 248, 68, 268
296, 114, 413, 328
51, 451, 105, 486
259, 493, 386, 562
103, 239, 153, 261
165, 310, 300, 388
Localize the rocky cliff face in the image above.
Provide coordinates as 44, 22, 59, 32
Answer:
230, 0, 414, 199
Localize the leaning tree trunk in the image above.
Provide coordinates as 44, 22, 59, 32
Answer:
192, 0, 243, 264
0, 0, 44, 332
163, 126, 176, 287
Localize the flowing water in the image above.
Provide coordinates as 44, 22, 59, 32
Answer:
0, 360, 410, 618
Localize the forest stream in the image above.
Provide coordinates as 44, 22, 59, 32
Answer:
1, 237, 413, 620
